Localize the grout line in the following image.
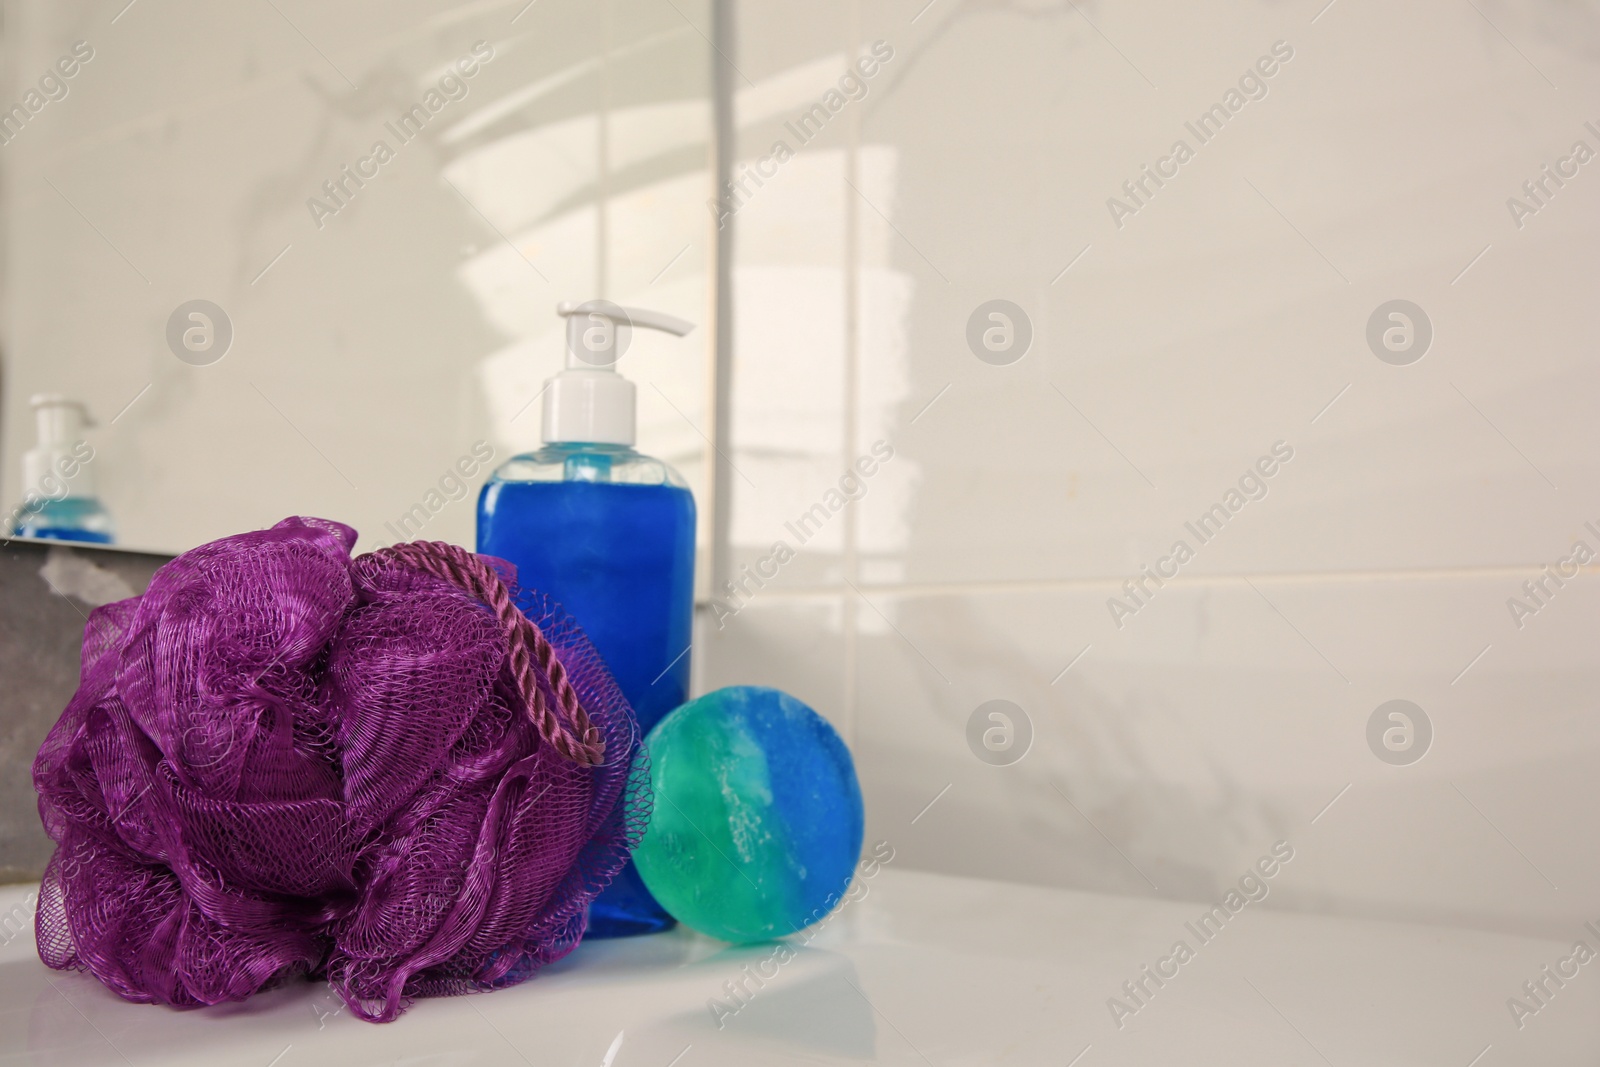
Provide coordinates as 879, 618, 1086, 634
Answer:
844, 175, 949, 282
844, 579, 950, 684
706, 0, 738, 614
597, 0, 611, 297
666, 0, 755, 88
651, 381, 754, 487
689, 562, 1591, 605
840, 0, 863, 749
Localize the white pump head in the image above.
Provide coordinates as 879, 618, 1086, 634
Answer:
24, 394, 96, 499
542, 300, 695, 446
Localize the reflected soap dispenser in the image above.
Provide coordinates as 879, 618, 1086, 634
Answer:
477, 301, 696, 938
7, 394, 114, 544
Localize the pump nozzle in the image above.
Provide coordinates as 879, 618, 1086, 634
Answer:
543, 301, 695, 446
556, 300, 694, 369
24, 394, 97, 499
32, 394, 94, 440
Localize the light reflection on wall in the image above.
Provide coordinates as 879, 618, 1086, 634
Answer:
726, 93, 917, 584
447, 79, 712, 516
450, 45, 918, 592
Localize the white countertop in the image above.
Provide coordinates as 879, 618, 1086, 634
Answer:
1, 870, 1594, 1066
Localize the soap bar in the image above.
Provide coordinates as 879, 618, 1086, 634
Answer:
634, 686, 864, 943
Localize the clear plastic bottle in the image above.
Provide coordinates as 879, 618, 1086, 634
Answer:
477, 303, 696, 937
7, 395, 114, 544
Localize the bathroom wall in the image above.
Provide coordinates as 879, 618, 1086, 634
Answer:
0, 0, 716, 560
2, 0, 1595, 943
697, 0, 1600, 938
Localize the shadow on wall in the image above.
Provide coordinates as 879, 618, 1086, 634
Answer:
854, 610, 1289, 908
0, 540, 169, 883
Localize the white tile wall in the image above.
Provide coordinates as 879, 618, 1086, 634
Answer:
704, 0, 1600, 938
3, 0, 1594, 941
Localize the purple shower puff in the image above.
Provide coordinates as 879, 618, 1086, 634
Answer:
31, 517, 645, 1022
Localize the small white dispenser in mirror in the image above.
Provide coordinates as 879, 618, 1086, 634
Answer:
7, 394, 114, 544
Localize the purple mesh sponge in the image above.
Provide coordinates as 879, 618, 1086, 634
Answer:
31, 517, 646, 1022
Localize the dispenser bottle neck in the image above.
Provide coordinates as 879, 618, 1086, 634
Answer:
542, 301, 695, 447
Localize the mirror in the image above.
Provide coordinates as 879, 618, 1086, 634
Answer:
0, 0, 715, 559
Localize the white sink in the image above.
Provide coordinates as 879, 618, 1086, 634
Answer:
1, 869, 1593, 1065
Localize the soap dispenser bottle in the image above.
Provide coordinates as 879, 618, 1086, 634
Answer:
7, 394, 114, 544
478, 301, 696, 937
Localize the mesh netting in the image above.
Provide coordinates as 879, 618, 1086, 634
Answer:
31, 516, 648, 1022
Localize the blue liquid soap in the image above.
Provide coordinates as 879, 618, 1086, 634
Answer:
477, 301, 698, 937
478, 446, 694, 936
10, 498, 114, 544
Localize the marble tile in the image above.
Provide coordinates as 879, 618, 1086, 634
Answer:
845, 573, 1599, 937
842, 0, 1600, 584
